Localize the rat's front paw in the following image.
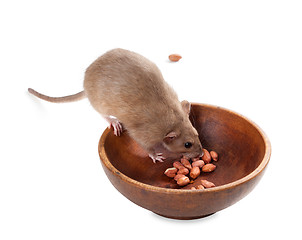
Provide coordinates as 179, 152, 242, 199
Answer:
148, 152, 166, 163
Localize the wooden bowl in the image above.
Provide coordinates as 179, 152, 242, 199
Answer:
98, 103, 271, 219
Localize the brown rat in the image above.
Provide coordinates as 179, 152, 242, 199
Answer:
28, 48, 203, 162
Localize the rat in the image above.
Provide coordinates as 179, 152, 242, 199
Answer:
28, 48, 203, 162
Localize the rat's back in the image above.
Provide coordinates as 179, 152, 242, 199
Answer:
84, 48, 180, 127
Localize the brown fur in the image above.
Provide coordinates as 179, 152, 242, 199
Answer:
29, 48, 202, 159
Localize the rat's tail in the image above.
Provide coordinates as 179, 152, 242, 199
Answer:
28, 88, 86, 103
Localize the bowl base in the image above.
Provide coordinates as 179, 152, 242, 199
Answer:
154, 212, 215, 220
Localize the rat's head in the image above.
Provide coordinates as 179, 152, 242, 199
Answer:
162, 100, 203, 158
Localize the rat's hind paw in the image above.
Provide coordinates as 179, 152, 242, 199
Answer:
148, 152, 166, 163
109, 121, 123, 136
105, 116, 123, 136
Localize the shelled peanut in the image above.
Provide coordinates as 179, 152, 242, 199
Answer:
168, 54, 182, 62
164, 148, 219, 189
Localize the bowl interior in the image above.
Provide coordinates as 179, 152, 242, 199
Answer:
103, 104, 266, 189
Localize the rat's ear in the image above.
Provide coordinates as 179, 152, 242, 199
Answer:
163, 131, 179, 144
181, 100, 191, 115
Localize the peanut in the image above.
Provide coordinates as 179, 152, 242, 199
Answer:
174, 174, 185, 181
169, 54, 182, 62
164, 167, 178, 178
201, 148, 211, 164
210, 151, 218, 161
173, 161, 184, 169
181, 155, 190, 160
164, 149, 219, 188
181, 158, 192, 170
177, 176, 190, 186
190, 166, 200, 179
191, 157, 200, 162
200, 179, 215, 188
192, 160, 205, 168
202, 163, 216, 172
178, 167, 189, 175
196, 184, 205, 190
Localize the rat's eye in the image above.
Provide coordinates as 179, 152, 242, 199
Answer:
184, 142, 192, 148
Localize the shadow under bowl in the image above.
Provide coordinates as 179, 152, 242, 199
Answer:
98, 103, 271, 219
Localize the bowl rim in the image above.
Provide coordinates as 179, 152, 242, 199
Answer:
98, 103, 271, 194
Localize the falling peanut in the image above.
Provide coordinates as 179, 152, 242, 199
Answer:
168, 54, 182, 62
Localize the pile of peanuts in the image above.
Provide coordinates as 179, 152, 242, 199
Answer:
164, 148, 218, 189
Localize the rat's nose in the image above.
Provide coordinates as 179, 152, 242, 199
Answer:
199, 147, 204, 157
191, 150, 203, 159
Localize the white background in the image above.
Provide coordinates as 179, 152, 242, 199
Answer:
1, 0, 301, 239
